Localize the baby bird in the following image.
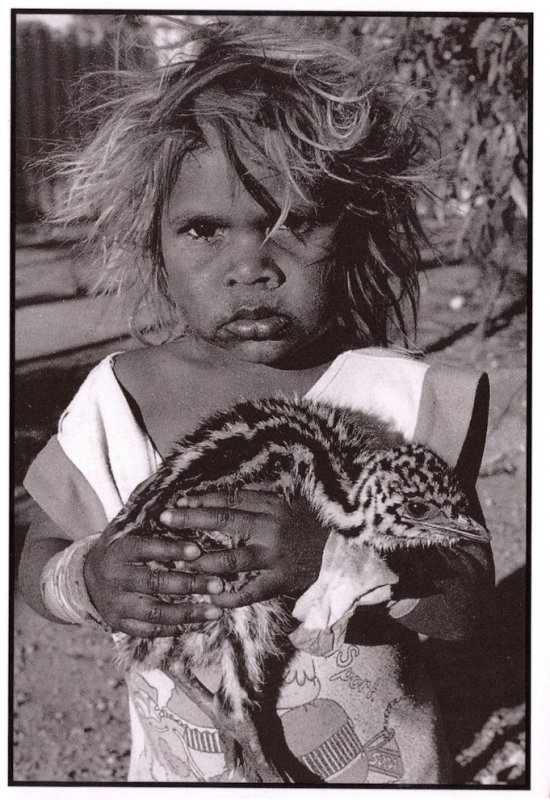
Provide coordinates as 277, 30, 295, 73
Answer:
107, 395, 490, 782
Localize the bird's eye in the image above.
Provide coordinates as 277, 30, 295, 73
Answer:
404, 500, 432, 519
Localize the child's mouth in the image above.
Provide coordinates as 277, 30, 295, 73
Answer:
223, 310, 291, 340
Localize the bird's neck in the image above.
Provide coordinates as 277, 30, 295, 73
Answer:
166, 404, 365, 536
276, 443, 365, 535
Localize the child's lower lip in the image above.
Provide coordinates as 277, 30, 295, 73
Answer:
224, 316, 291, 340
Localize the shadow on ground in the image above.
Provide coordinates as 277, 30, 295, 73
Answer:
425, 566, 526, 784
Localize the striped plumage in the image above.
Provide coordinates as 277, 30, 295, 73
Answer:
107, 395, 490, 781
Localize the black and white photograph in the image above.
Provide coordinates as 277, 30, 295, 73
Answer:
11, 8, 531, 789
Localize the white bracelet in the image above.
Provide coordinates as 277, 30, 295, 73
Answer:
40, 533, 106, 628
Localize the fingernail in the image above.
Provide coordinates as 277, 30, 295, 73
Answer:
204, 606, 222, 620
159, 511, 172, 525
207, 578, 223, 594
182, 543, 201, 559
177, 496, 201, 508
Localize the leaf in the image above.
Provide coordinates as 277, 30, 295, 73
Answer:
500, 29, 513, 63
487, 51, 499, 87
453, 211, 472, 260
424, 39, 436, 72
458, 144, 471, 174
512, 22, 528, 47
430, 18, 453, 39
472, 18, 495, 49
509, 175, 527, 218
500, 123, 517, 159
476, 45, 486, 75
415, 58, 427, 79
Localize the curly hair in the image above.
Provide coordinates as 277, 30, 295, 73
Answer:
53, 18, 429, 345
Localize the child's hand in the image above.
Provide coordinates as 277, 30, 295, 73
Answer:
83, 520, 224, 638
158, 490, 331, 608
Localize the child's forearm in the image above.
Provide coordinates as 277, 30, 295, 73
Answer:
390, 575, 493, 640
388, 541, 495, 640
18, 505, 75, 623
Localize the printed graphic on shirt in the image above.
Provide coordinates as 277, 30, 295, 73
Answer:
279, 696, 405, 783
276, 648, 405, 783
328, 644, 382, 700
128, 648, 407, 784
129, 673, 225, 782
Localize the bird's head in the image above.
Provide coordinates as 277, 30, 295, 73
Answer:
291, 441, 491, 657
350, 443, 491, 551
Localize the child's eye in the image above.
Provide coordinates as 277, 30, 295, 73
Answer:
268, 215, 315, 239
181, 220, 224, 241
284, 215, 310, 233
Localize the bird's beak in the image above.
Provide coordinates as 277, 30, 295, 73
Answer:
402, 512, 492, 543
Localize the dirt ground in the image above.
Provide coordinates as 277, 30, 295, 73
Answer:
12, 240, 527, 786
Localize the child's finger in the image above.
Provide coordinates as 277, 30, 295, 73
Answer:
174, 489, 282, 515
211, 573, 280, 608
190, 545, 266, 575
124, 566, 223, 597
120, 536, 202, 563
121, 595, 222, 630
118, 608, 222, 639
117, 619, 185, 638
159, 506, 268, 538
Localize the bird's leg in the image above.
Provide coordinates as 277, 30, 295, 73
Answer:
217, 730, 241, 780
235, 716, 289, 783
166, 667, 243, 778
167, 667, 286, 782
167, 665, 216, 710
166, 668, 277, 781
211, 706, 288, 783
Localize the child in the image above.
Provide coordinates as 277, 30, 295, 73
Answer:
19, 21, 493, 784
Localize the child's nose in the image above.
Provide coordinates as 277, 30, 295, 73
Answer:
222, 234, 284, 289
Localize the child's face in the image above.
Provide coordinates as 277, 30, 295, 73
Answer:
161, 136, 339, 366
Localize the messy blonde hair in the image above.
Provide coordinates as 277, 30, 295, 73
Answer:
54, 19, 428, 344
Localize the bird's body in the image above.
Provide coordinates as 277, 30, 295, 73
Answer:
107, 395, 490, 781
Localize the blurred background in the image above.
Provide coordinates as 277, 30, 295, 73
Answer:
13, 13, 528, 785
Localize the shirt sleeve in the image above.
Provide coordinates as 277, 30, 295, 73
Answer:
23, 354, 162, 541
23, 436, 109, 540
